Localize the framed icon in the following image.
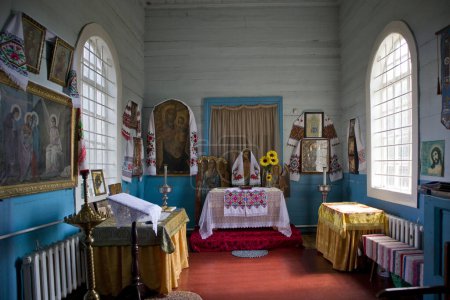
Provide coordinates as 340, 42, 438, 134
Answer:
91, 169, 107, 196
300, 138, 329, 174
49, 37, 74, 86
304, 112, 324, 138
22, 14, 46, 74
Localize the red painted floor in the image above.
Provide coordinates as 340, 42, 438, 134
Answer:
176, 247, 396, 300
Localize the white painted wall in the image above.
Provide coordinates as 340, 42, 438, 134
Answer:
339, 0, 450, 180
143, 1, 342, 162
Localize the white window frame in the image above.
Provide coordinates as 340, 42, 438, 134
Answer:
73, 24, 122, 210
365, 21, 419, 207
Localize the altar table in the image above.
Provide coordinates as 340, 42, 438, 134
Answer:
316, 202, 387, 271
92, 208, 189, 296
198, 187, 292, 239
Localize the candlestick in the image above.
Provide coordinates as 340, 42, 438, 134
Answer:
164, 165, 167, 185
322, 167, 327, 185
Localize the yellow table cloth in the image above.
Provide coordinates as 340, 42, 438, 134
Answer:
92, 209, 189, 296
316, 202, 387, 271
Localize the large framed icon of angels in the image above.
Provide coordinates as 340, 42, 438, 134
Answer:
0, 71, 76, 198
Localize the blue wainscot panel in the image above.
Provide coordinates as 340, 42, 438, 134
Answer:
423, 195, 450, 300
0, 189, 77, 300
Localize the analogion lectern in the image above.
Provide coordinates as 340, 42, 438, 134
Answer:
107, 193, 162, 300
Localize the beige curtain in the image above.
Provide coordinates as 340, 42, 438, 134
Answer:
209, 104, 280, 164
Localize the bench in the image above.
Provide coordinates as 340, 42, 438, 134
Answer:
362, 214, 424, 287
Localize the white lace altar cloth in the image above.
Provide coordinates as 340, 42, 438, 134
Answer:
107, 193, 162, 234
199, 187, 291, 239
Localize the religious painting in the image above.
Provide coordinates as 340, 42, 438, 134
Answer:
22, 14, 46, 74
420, 140, 445, 177
304, 112, 324, 138
108, 183, 123, 195
348, 118, 359, 174
0, 71, 76, 199
300, 138, 329, 174
48, 37, 74, 87
154, 100, 190, 175
91, 169, 107, 196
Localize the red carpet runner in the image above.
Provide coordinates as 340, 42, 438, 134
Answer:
189, 225, 302, 252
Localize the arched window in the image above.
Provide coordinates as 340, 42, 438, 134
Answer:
75, 24, 121, 204
366, 21, 418, 207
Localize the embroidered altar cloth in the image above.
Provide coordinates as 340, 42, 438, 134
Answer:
199, 187, 291, 239
224, 188, 268, 217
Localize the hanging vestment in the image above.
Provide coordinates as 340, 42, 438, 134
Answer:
288, 113, 343, 182
346, 117, 366, 172
231, 150, 261, 186
144, 99, 198, 176
121, 100, 144, 182
0, 12, 28, 90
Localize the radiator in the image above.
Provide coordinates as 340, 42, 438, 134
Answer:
386, 214, 423, 249
21, 233, 86, 300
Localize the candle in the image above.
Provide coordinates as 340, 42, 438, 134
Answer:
164, 165, 168, 185
323, 167, 327, 185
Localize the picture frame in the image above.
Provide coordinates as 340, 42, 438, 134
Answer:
300, 138, 329, 174
420, 140, 445, 177
154, 99, 190, 175
304, 112, 324, 138
348, 118, 359, 174
0, 71, 76, 199
91, 169, 107, 196
22, 14, 46, 74
48, 37, 74, 87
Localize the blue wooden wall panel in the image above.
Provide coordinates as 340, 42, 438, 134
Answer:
0, 189, 77, 300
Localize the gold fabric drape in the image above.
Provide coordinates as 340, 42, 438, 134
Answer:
93, 224, 189, 296
93, 210, 189, 296
209, 104, 280, 164
316, 202, 387, 271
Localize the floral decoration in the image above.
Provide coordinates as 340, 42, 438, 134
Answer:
259, 150, 279, 182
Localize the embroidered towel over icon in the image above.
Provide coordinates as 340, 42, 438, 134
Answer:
223, 188, 268, 217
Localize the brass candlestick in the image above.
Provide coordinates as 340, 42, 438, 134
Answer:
64, 169, 106, 300
159, 184, 172, 210
318, 184, 331, 203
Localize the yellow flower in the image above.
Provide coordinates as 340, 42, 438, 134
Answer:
270, 157, 279, 166
266, 174, 272, 181
267, 150, 278, 159
260, 156, 269, 167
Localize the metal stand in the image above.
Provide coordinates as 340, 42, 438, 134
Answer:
318, 184, 331, 203
159, 184, 172, 210
64, 170, 106, 300
116, 221, 157, 300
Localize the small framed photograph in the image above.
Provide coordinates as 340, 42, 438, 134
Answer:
304, 112, 324, 138
91, 169, 107, 196
49, 37, 74, 86
22, 14, 46, 74
300, 138, 329, 173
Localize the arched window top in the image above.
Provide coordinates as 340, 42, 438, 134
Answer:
74, 24, 122, 207
366, 21, 418, 207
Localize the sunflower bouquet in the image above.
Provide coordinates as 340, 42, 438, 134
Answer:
259, 150, 279, 186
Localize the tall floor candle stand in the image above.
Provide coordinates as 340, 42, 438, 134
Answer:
64, 169, 106, 300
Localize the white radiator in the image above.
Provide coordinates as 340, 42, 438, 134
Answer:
386, 214, 423, 249
21, 233, 86, 300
